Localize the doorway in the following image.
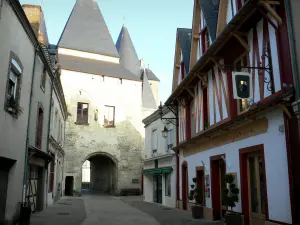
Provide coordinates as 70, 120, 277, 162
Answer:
210, 155, 226, 220
153, 174, 162, 203
196, 166, 206, 206
0, 169, 9, 224
65, 176, 74, 196
181, 161, 188, 210
240, 145, 267, 225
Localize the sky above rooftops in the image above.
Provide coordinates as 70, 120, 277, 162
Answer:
20, 0, 193, 103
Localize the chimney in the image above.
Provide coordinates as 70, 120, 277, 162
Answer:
140, 59, 145, 69
22, 4, 49, 45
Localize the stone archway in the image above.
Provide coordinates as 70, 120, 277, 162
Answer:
81, 152, 118, 194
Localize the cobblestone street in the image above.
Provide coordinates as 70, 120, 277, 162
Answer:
30, 194, 222, 225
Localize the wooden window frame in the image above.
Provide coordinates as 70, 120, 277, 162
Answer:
4, 51, 23, 118
40, 68, 46, 92
76, 102, 89, 125
35, 105, 44, 149
103, 105, 115, 128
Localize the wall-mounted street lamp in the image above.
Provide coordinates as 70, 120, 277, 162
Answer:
158, 101, 177, 126
162, 126, 168, 138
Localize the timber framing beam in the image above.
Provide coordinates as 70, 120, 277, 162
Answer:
186, 88, 195, 98
232, 32, 250, 52
210, 58, 225, 72
260, 0, 282, 25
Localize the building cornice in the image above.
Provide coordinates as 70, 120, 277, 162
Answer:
49, 135, 65, 156
143, 152, 176, 162
142, 106, 171, 127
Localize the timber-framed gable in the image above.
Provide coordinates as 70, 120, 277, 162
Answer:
169, 0, 294, 146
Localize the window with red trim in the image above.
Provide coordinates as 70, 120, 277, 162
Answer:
36, 107, 44, 149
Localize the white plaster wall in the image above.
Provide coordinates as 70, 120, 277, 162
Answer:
179, 109, 292, 224
50, 88, 65, 146
0, 1, 36, 222
144, 111, 176, 159
28, 56, 52, 151
143, 174, 153, 202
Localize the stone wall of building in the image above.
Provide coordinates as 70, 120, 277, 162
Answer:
61, 69, 145, 195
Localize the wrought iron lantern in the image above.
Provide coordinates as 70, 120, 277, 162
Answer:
162, 126, 168, 138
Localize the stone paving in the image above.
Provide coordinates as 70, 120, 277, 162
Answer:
30, 194, 223, 225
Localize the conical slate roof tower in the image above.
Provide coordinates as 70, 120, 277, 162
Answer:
58, 0, 119, 57
116, 25, 141, 76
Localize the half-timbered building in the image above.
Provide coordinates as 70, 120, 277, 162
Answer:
168, 1, 296, 225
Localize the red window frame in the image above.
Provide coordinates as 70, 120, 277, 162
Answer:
203, 86, 208, 129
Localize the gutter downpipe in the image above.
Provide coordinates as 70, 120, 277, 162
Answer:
175, 101, 180, 206
45, 66, 61, 207
22, 45, 39, 203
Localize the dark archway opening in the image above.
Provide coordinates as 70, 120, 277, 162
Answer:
65, 176, 74, 196
82, 154, 117, 194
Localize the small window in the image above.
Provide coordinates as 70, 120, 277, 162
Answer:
104, 105, 115, 127
41, 68, 46, 91
77, 102, 89, 124
152, 129, 158, 153
165, 173, 171, 197
5, 53, 23, 117
36, 107, 44, 149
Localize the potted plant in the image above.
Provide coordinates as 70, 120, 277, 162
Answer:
222, 173, 242, 225
189, 177, 204, 219
6, 96, 23, 116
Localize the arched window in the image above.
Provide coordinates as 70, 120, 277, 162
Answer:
36, 107, 44, 149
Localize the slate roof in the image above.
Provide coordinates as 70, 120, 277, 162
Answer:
57, 0, 119, 58
58, 54, 141, 81
140, 68, 160, 82
116, 25, 141, 76
142, 69, 157, 109
199, 0, 220, 42
177, 28, 192, 74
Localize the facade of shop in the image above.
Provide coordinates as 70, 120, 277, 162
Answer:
167, 0, 297, 225
142, 107, 177, 208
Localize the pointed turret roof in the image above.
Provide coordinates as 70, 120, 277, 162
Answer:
58, 0, 119, 58
142, 69, 157, 109
116, 25, 140, 76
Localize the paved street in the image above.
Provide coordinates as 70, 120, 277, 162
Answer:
30, 193, 222, 225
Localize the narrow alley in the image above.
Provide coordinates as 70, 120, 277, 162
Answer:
30, 193, 221, 225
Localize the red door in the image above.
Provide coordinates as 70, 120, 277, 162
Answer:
182, 162, 188, 210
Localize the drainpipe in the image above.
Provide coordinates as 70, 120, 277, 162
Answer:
175, 101, 180, 205
45, 65, 60, 207
22, 45, 39, 203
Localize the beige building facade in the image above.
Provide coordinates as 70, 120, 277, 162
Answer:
57, 0, 159, 195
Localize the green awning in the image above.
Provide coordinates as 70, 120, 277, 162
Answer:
143, 167, 173, 175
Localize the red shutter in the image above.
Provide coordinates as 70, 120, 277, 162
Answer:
36, 108, 44, 149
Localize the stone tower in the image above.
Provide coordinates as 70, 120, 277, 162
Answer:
58, 0, 159, 195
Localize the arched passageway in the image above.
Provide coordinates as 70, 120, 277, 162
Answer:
81, 153, 117, 194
